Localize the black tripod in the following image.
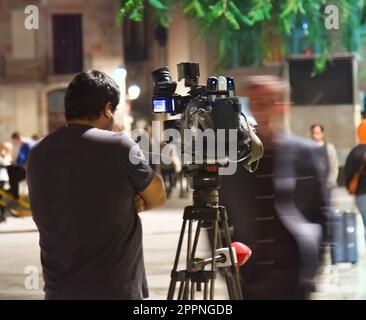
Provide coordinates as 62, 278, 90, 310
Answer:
167, 168, 243, 300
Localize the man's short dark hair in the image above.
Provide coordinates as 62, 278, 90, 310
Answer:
11, 132, 21, 140
310, 123, 324, 133
64, 70, 120, 121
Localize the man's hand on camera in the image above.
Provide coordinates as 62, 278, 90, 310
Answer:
134, 194, 146, 213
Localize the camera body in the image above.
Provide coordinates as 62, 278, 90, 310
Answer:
152, 63, 201, 114
151, 62, 263, 171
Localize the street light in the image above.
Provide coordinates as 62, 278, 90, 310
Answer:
112, 66, 132, 132
127, 84, 141, 100
113, 67, 127, 82
112, 67, 141, 132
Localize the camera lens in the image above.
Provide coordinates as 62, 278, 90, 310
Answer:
151, 67, 171, 84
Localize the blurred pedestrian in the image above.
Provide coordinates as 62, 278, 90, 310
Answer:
0, 142, 12, 222
146, 125, 160, 172
0, 142, 12, 183
6, 133, 34, 201
310, 123, 339, 199
160, 141, 181, 198
310, 123, 339, 253
345, 119, 366, 243
219, 76, 325, 299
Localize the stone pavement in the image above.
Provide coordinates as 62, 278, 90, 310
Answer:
0, 188, 365, 300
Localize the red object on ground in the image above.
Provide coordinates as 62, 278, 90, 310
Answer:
231, 242, 252, 266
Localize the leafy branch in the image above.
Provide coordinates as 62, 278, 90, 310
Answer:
117, 0, 366, 71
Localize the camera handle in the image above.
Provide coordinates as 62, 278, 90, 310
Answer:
167, 205, 243, 300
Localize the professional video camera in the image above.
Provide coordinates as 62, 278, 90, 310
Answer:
151, 62, 263, 173
151, 62, 263, 300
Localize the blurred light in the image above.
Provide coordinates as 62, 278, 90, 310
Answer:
305, 48, 311, 56
301, 19, 308, 30
128, 85, 140, 100
114, 67, 127, 82
301, 19, 309, 35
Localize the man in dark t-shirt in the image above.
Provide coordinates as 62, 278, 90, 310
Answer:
27, 70, 166, 300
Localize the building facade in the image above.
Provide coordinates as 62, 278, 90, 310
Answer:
0, 0, 124, 142
0, 3, 362, 174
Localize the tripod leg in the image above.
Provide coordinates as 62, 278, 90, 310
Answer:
209, 217, 219, 300
177, 280, 185, 300
187, 219, 193, 264
224, 272, 235, 299
182, 219, 193, 300
223, 220, 243, 300
219, 207, 243, 300
190, 281, 196, 300
204, 281, 208, 300
215, 217, 236, 300
183, 278, 190, 300
216, 224, 235, 299
189, 220, 202, 300
191, 220, 201, 260
167, 218, 188, 300
167, 276, 178, 300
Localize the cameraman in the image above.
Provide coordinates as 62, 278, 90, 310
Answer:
27, 70, 166, 300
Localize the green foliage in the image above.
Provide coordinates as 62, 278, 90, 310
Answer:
116, 0, 144, 24
117, 0, 366, 70
148, 0, 167, 10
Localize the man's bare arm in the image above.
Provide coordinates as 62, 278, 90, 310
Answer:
137, 173, 166, 212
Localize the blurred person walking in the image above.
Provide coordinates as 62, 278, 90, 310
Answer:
345, 120, 366, 244
219, 76, 325, 299
27, 70, 166, 300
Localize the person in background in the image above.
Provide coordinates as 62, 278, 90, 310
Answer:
6, 133, 35, 201
310, 123, 339, 253
310, 123, 339, 201
145, 125, 160, 172
345, 120, 366, 244
219, 76, 325, 299
160, 141, 181, 198
0, 142, 12, 222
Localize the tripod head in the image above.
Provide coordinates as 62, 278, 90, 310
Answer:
187, 166, 221, 207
